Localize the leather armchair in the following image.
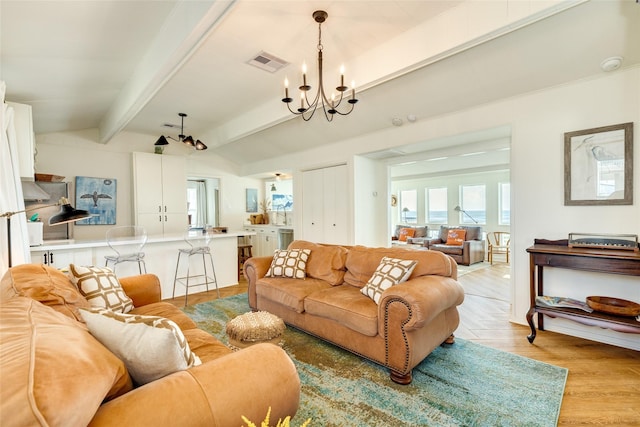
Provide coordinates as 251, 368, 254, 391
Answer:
425, 225, 485, 265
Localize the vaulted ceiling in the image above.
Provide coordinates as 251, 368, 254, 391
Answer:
2, 0, 639, 168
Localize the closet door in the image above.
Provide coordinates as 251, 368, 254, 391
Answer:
323, 164, 349, 245
302, 168, 325, 243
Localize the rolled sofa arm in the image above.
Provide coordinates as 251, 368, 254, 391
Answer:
461, 240, 486, 265
244, 257, 273, 310
424, 238, 443, 249
119, 274, 161, 307
89, 343, 300, 427
379, 275, 465, 332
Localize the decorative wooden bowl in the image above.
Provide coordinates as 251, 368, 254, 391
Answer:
586, 296, 640, 317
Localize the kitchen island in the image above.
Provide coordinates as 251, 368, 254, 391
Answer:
30, 230, 255, 300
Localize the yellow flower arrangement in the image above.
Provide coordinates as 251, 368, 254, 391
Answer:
241, 407, 311, 427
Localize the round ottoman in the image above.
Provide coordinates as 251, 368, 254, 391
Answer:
226, 311, 286, 349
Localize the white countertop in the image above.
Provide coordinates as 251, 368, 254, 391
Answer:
30, 230, 254, 251
243, 224, 293, 229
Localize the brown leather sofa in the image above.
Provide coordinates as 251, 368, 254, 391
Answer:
0, 264, 300, 427
425, 225, 486, 265
244, 240, 465, 385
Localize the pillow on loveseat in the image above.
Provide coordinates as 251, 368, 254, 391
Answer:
360, 257, 418, 304
288, 240, 348, 285
398, 228, 416, 242
344, 246, 455, 287
80, 308, 201, 386
0, 298, 132, 427
68, 265, 134, 313
266, 249, 311, 279
446, 229, 466, 246
0, 263, 91, 321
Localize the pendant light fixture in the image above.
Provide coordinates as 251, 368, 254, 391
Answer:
281, 10, 358, 121
155, 113, 207, 152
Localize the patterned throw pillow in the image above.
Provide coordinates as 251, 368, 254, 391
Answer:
446, 229, 467, 246
79, 308, 201, 386
68, 265, 134, 313
398, 228, 416, 242
265, 249, 311, 279
360, 257, 418, 304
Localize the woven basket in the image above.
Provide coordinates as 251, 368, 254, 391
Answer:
226, 311, 286, 349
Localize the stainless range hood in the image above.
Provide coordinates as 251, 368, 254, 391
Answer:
21, 180, 51, 201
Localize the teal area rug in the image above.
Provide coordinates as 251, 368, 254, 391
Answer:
183, 295, 567, 427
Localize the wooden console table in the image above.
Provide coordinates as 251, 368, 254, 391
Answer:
526, 244, 640, 343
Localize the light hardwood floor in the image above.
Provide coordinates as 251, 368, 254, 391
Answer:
167, 262, 640, 426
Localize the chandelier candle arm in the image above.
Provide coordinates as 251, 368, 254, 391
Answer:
280, 10, 358, 122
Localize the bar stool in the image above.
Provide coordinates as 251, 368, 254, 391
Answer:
173, 229, 219, 306
238, 237, 253, 279
104, 225, 147, 275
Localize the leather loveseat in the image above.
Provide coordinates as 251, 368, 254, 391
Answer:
244, 240, 465, 385
425, 225, 486, 266
0, 264, 300, 427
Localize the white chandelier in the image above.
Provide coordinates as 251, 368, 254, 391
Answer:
281, 10, 358, 121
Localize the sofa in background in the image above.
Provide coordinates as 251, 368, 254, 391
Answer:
425, 225, 486, 266
390, 224, 429, 245
244, 240, 465, 385
0, 264, 300, 427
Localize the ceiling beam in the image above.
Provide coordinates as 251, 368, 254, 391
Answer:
98, 0, 237, 144
200, 0, 585, 149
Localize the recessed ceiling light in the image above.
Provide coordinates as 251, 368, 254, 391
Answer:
600, 56, 623, 72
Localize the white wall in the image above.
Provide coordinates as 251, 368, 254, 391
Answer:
34, 130, 262, 240
354, 155, 389, 247
242, 66, 640, 349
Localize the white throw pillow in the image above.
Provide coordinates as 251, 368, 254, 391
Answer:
265, 249, 311, 279
68, 265, 134, 313
360, 257, 418, 304
79, 308, 201, 385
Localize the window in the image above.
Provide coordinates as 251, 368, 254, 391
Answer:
459, 184, 486, 224
187, 178, 219, 228
187, 180, 206, 227
426, 187, 447, 224
499, 182, 511, 225
400, 189, 417, 224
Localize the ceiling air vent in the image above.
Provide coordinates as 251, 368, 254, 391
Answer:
247, 51, 289, 73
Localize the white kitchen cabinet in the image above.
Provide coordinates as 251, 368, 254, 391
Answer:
31, 248, 92, 270
133, 153, 187, 235
301, 164, 349, 245
259, 227, 278, 256
7, 102, 35, 179
243, 226, 278, 257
